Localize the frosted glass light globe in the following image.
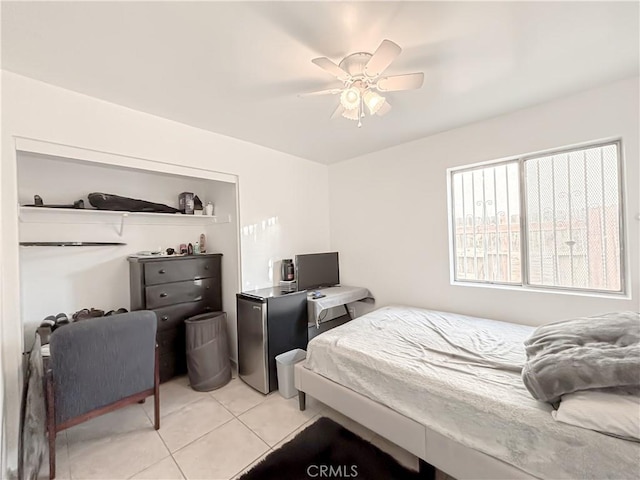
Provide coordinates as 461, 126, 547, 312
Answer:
363, 90, 386, 115
341, 107, 359, 120
340, 87, 361, 110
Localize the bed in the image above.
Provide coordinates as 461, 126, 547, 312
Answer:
294, 306, 640, 480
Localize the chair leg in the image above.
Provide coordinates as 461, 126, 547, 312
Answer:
45, 371, 56, 479
49, 427, 56, 480
154, 346, 160, 430
48, 431, 56, 480
154, 391, 160, 430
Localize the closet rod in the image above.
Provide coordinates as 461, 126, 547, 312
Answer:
20, 242, 126, 247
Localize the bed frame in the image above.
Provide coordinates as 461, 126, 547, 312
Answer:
295, 363, 538, 480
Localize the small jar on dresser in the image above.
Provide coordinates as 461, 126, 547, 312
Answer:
128, 253, 223, 382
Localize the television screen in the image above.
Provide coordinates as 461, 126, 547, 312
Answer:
295, 252, 340, 291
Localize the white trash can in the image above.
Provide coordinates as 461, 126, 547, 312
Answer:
275, 349, 306, 398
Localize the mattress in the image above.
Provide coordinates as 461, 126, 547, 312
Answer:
304, 306, 640, 479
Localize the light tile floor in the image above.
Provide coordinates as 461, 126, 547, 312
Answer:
48, 372, 441, 480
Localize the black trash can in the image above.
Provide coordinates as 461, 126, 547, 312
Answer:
185, 311, 231, 391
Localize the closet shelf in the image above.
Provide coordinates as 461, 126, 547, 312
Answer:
18, 206, 231, 236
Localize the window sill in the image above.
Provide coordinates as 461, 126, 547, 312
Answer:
450, 280, 631, 300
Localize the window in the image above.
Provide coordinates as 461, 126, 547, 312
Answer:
450, 141, 624, 294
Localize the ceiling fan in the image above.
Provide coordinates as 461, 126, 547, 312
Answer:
301, 39, 424, 127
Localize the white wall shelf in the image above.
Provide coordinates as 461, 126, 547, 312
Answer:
19, 206, 231, 236
20, 241, 127, 247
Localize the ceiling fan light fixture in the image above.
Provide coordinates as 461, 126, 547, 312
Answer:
340, 87, 361, 110
341, 107, 360, 121
363, 90, 386, 115
305, 39, 422, 127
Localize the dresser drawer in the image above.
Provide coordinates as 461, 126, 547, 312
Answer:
157, 326, 186, 354
153, 301, 217, 331
159, 351, 186, 383
145, 277, 220, 309
144, 256, 220, 286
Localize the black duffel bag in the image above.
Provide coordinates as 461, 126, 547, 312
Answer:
88, 192, 180, 213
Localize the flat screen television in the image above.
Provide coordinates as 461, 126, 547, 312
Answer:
295, 252, 340, 291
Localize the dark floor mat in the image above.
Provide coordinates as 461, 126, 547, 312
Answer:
239, 417, 425, 480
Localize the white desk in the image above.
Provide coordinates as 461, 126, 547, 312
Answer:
306, 285, 374, 329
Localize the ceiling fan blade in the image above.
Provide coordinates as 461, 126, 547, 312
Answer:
364, 40, 402, 77
330, 105, 345, 119
377, 73, 424, 92
376, 102, 392, 116
312, 57, 351, 82
298, 88, 343, 98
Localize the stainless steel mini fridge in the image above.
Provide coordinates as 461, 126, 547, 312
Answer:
236, 288, 307, 394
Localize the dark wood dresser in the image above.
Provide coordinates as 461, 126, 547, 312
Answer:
128, 253, 222, 382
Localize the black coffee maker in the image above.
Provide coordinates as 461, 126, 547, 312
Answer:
281, 259, 295, 281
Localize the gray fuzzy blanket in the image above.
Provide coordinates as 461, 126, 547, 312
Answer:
522, 311, 640, 403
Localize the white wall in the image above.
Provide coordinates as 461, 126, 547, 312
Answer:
0, 62, 6, 478
329, 77, 640, 325
0, 70, 330, 473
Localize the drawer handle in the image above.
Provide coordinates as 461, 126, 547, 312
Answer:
159, 269, 166, 274
204, 265, 210, 270
161, 316, 169, 322
206, 286, 210, 290
160, 293, 168, 298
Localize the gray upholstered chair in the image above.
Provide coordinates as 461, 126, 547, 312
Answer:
45, 311, 159, 479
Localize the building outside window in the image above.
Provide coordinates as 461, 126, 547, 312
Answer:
450, 141, 624, 294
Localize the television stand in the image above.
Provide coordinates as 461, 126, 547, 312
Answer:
306, 286, 374, 340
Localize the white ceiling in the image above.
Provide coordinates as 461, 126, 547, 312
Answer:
2, 1, 638, 164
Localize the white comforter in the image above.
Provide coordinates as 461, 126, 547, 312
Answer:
305, 306, 640, 479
